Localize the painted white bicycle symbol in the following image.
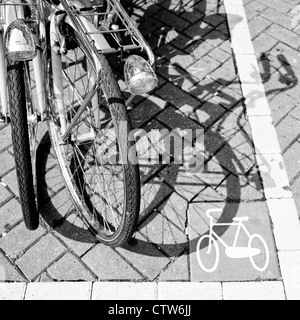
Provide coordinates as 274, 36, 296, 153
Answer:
196, 209, 270, 273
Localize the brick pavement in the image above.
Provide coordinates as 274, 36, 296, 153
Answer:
243, 0, 300, 214
0, 0, 299, 299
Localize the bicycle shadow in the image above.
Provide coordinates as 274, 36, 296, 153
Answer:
116, 0, 246, 257
118, 0, 298, 258
35, 0, 298, 259
36, 127, 98, 245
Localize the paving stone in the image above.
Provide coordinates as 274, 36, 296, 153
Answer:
181, 8, 205, 23
140, 179, 173, 222
185, 39, 215, 61
157, 84, 201, 114
188, 201, 280, 282
39, 188, 75, 228
276, 115, 300, 152
248, 16, 273, 40
156, 61, 200, 93
0, 184, 12, 205
138, 17, 164, 39
0, 126, 12, 151
268, 92, 298, 125
0, 199, 23, 235
159, 165, 208, 201
183, 20, 215, 40
208, 46, 232, 64
0, 151, 14, 177
47, 253, 96, 281
116, 236, 171, 281
155, 9, 191, 31
0, 222, 46, 259
216, 173, 265, 202
205, 29, 230, 48
157, 105, 203, 129
244, 0, 268, 20
1, 170, 19, 197
36, 272, 54, 282
158, 253, 190, 281
156, 44, 196, 69
261, 7, 294, 30
290, 104, 300, 121
266, 24, 299, 50
256, 0, 294, 14
0, 252, 26, 282
53, 212, 97, 257
44, 167, 65, 195
138, 193, 188, 257
82, 244, 143, 281
16, 234, 66, 280
190, 99, 229, 129
187, 55, 222, 82
252, 32, 278, 55
129, 94, 167, 128
203, 12, 227, 27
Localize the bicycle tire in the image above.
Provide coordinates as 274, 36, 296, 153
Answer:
48, 27, 140, 247
7, 60, 39, 230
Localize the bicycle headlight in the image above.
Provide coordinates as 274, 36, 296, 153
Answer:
124, 55, 158, 95
4, 20, 37, 61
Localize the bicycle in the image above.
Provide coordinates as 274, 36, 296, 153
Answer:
0, 0, 158, 247
196, 208, 270, 273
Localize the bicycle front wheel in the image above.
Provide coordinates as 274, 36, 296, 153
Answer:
7, 60, 39, 230
48, 32, 140, 247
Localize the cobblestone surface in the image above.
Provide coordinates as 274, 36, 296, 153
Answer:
244, 0, 300, 214
0, 0, 298, 285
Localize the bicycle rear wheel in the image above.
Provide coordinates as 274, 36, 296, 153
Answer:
7, 60, 39, 230
48, 27, 140, 247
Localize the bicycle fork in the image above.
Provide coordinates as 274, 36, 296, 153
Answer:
0, 32, 8, 121
0, 0, 47, 121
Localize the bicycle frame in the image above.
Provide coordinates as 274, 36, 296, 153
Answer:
0, 0, 157, 126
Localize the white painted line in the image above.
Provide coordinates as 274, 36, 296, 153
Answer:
248, 116, 282, 154
256, 154, 294, 199
224, 0, 300, 300
234, 54, 271, 116
222, 281, 286, 300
